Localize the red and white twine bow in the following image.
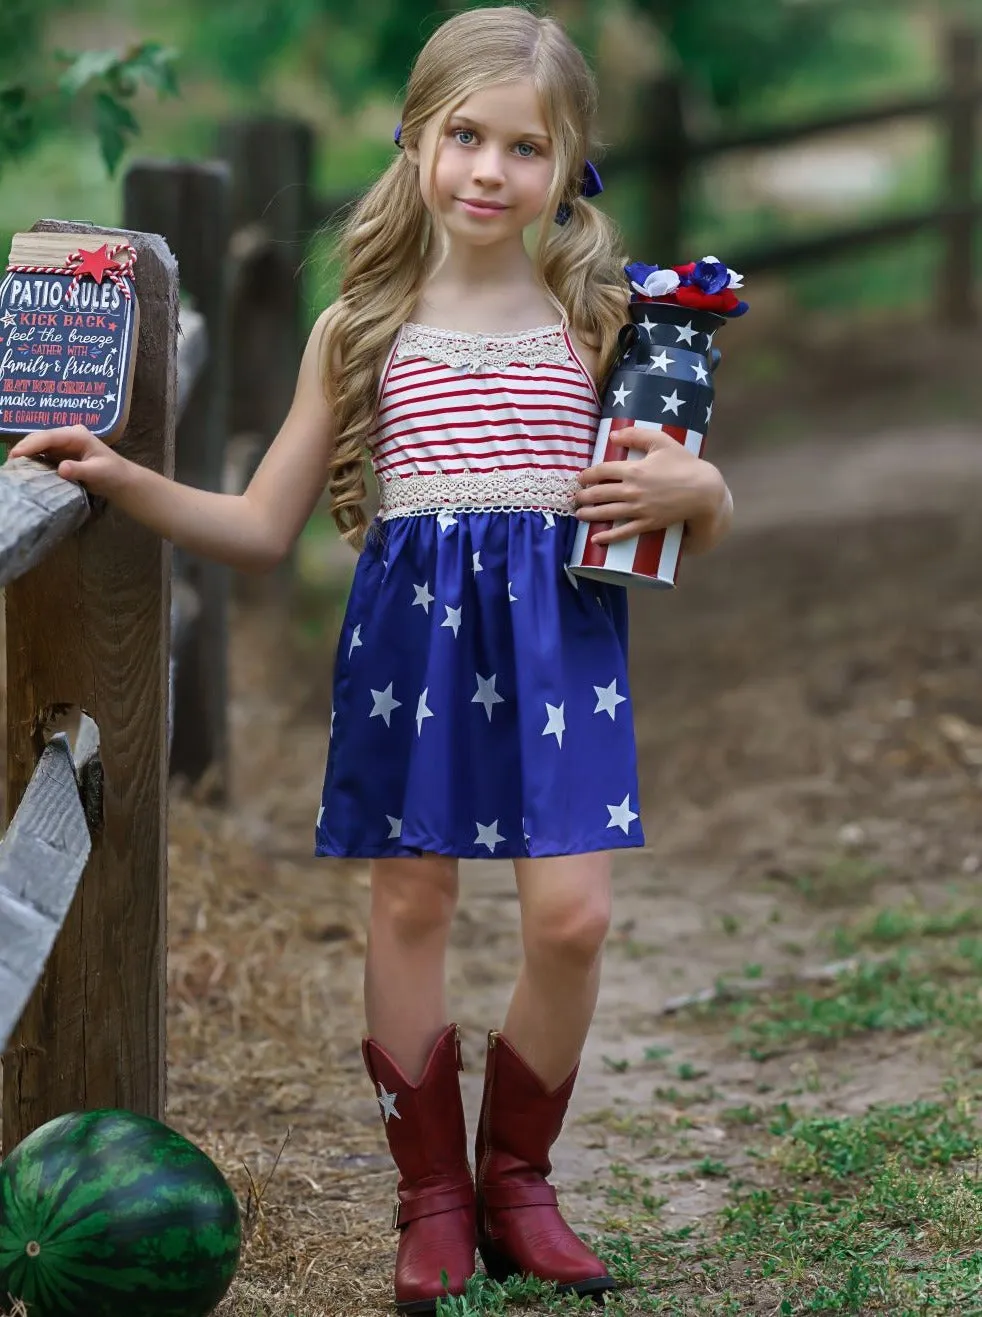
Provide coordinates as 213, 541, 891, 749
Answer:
5, 242, 137, 302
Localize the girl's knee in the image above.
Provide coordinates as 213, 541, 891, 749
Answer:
370, 855, 459, 941
524, 887, 612, 966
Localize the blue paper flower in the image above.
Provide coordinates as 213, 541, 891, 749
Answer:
691, 258, 731, 295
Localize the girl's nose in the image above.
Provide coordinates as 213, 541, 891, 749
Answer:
472, 147, 507, 184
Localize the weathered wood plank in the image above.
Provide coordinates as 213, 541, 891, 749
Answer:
125, 161, 231, 798
0, 459, 92, 589
2, 217, 175, 1154
0, 736, 91, 1054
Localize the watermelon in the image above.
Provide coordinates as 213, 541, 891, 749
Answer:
0, 1109, 241, 1317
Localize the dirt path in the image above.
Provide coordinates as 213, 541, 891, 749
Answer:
156, 405, 982, 1314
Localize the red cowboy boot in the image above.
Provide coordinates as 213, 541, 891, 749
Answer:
363, 1023, 477, 1313
475, 1030, 615, 1301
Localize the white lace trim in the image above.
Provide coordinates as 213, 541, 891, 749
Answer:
396, 321, 570, 372
377, 469, 581, 518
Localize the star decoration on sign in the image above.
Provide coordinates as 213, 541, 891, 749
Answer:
370, 682, 401, 727
104, 392, 117, 404
416, 688, 434, 735
690, 361, 709, 384
675, 322, 697, 345
648, 350, 674, 373
412, 581, 434, 613
606, 795, 639, 833
661, 391, 683, 416
442, 604, 462, 638
437, 510, 458, 531
386, 815, 402, 839
611, 383, 631, 408
472, 672, 504, 720
1, 312, 15, 329
348, 624, 363, 658
593, 679, 626, 720
542, 701, 566, 747
73, 245, 119, 284
475, 820, 505, 853
377, 1083, 401, 1122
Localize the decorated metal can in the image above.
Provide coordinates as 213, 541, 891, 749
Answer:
568, 257, 747, 590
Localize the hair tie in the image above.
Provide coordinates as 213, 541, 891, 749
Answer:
393, 122, 602, 224
556, 160, 603, 225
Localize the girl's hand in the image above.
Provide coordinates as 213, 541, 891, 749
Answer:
574, 426, 725, 545
6, 424, 130, 500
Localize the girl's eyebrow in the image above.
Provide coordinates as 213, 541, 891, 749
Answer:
448, 114, 551, 144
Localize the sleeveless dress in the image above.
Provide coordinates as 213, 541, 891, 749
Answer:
314, 320, 645, 859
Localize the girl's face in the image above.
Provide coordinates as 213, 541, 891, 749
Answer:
411, 80, 556, 247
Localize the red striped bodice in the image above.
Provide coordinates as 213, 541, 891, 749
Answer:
371, 321, 602, 519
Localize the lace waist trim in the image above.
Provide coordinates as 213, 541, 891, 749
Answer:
377, 469, 581, 518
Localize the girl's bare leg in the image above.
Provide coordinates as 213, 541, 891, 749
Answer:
363, 853, 460, 1081
501, 851, 612, 1088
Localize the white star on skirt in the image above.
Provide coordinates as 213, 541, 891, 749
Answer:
475, 820, 505, 852
442, 604, 462, 637
593, 679, 626, 720
473, 672, 504, 720
606, 795, 639, 833
377, 1083, 401, 1121
348, 624, 363, 658
386, 815, 402, 839
542, 701, 566, 747
370, 682, 401, 727
416, 688, 434, 735
412, 581, 434, 613
437, 510, 458, 531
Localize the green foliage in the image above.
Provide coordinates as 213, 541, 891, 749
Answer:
0, 0, 179, 181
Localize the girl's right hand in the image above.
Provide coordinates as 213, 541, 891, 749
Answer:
6, 424, 130, 499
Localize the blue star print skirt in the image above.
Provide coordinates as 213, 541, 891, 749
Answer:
315, 511, 644, 859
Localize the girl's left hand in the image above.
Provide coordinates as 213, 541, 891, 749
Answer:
573, 426, 724, 545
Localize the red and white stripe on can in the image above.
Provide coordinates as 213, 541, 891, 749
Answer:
568, 416, 706, 589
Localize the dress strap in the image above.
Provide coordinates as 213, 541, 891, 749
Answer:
561, 327, 602, 406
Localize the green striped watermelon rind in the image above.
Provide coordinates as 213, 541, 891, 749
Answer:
0, 1109, 241, 1317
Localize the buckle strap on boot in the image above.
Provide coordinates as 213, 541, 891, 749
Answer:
393, 1179, 475, 1229
480, 1182, 559, 1210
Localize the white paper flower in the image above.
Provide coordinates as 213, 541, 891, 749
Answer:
631, 269, 681, 298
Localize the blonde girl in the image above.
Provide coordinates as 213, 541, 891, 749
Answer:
9, 5, 733, 1311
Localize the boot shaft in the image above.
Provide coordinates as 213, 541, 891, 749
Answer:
475, 1030, 578, 1182
363, 1023, 469, 1188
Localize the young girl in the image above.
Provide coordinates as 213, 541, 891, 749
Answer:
9, 6, 733, 1311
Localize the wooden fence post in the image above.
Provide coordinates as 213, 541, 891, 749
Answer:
631, 72, 687, 264
2, 220, 176, 1153
123, 161, 232, 799
940, 24, 979, 326
216, 117, 313, 456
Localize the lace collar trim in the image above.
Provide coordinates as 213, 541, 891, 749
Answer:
395, 320, 570, 372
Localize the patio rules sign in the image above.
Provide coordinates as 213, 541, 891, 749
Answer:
0, 230, 140, 444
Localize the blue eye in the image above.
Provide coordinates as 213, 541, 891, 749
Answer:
453, 129, 476, 145
515, 143, 538, 158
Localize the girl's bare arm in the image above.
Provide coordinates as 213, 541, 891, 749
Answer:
6, 307, 339, 575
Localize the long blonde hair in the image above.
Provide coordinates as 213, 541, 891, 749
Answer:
323, 4, 629, 549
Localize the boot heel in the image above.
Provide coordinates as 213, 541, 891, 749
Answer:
478, 1237, 518, 1283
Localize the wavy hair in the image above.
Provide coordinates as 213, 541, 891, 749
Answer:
322, 4, 629, 549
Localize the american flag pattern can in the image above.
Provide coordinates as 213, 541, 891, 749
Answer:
568, 302, 725, 589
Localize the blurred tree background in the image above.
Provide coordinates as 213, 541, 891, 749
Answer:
1, 0, 978, 323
